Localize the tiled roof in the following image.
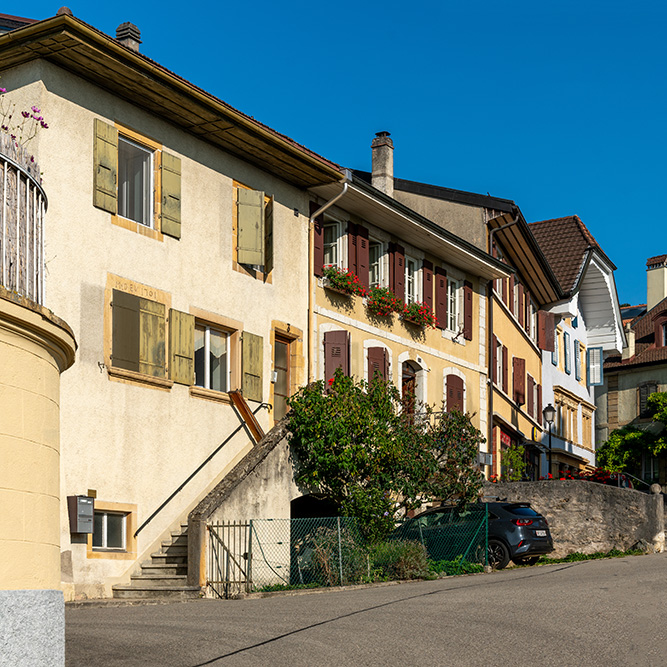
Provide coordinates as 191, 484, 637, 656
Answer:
605, 296, 667, 370
529, 215, 615, 293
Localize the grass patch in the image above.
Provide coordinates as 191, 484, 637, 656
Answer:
537, 548, 644, 565
254, 582, 321, 593
429, 556, 484, 576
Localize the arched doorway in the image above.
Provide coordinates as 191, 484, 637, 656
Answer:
290, 494, 340, 519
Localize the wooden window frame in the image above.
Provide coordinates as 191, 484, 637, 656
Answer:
270, 322, 303, 424
405, 255, 421, 305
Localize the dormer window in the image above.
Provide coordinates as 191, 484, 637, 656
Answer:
651, 309, 667, 348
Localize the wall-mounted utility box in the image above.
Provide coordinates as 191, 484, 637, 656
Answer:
67, 495, 94, 534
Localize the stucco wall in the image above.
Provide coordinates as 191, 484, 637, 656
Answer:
487, 480, 664, 557
0, 290, 75, 590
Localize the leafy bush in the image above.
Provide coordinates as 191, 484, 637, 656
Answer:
429, 555, 484, 575
309, 526, 369, 586
369, 540, 430, 580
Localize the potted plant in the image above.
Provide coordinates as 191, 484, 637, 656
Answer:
322, 265, 367, 297
402, 301, 438, 328
366, 286, 403, 317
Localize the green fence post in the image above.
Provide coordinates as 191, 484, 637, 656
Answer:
336, 517, 343, 586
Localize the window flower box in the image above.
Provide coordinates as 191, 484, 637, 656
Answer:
322, 265, 367, 297
366, 286, 403, 317
402, 301, 438, 328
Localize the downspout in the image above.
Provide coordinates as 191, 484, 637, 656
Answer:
307, 180, 349, 382
486, 213, 520, 476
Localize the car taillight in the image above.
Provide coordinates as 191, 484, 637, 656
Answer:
512, 518, 533, 526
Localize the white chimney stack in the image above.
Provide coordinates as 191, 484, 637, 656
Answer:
371, 131, 394, 197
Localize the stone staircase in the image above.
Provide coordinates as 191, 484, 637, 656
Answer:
112, 524, 200, 600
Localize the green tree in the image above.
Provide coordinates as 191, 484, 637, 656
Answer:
287, 370, 484, 541
500, 443, 527, 481
597, 392, 667, 473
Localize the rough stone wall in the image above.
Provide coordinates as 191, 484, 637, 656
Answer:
485, 480, 664, 557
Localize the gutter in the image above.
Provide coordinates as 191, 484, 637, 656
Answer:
307, 182, 349, 382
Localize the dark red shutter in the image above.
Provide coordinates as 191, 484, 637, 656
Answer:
492, 335, 498, 384
422, 260, 433, 311
538, 311, 555, 352
393, 244, 405, 302
367, 346, 387, 382
324, 330, 349, 382
527, 375, 535, 417
502, 346, 508, 394
524, 292, 531, 334
311, 201, 324, 277
347, 222, 358, 274
518, 284, 525, 327
435, 267, 447, 330
388, 243, 395, 292
508, 274, 515, 315
513, 357, 526, 405
463, 281, 473, 340
357, 225, 369, 288
447, 374, 464, 412
537, 384, 542, 421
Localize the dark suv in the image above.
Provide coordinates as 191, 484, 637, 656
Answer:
392, 501, 553, 569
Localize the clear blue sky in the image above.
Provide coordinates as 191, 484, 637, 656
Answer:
4, 1, 664, 306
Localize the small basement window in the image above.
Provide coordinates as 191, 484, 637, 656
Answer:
93, 511, 127, 551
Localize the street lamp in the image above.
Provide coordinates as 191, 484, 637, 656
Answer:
543, 403, 556, 477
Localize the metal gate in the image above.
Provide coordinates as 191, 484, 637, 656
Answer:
207, 521, 252, 599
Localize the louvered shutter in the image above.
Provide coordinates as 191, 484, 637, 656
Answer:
524, 292, 531, 334
139, 298, 166, 377
513, 357, 526, 405
93, 119, 118, 213
527, 376, 535, 417
324, 330, 350, 382
538, 311, 555, 352
237, 188, 265, 266
447, 374, 464, 412
393, 244, 405, 302
264, 195, 274, 274
564, 331, 571, 374
587, 347, 603, 386
435, 267, 447, 330
502, 346, 508, 394
508, 274, 515, 315
347, 222, 358, 275
422, 260, 433, 311
311, 201, 324, 277
367, 346, 387, 382
357, 226, 369, 288
169, 309, 194, 385
537, 384, 542, 421
574, 341, 581, 381
161, 152, 181, 239
242, 332, 264, 401
112, 289, 140, 372
492, 335, 498, 384
518, 284, 525, 327
463, 281, 473, 340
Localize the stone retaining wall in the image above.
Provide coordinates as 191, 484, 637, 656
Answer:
485, 480, 664, 557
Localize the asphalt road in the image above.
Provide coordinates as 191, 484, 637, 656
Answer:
66, 552, 667, 666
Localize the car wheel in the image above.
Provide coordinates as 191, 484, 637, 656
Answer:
514, 556, 540, 566
488, 539, 510, 569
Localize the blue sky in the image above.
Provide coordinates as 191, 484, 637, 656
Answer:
4, 1, 664, 306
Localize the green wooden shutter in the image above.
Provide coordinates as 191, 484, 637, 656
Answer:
139, 298, 165, 377
237, 188, 265, 266
264, 195, 274, 274
112, 289, 140, 371
242, 332, 263, 401
161, 152, 181, 239
169, 309, 194, 384
93, 119, 118, 213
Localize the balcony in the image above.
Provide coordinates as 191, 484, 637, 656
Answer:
0, 133, 46, 305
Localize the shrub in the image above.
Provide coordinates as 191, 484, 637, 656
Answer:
309, 526, 369, 586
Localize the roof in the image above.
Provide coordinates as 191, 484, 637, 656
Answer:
529, 215, 616, 293
0, 13, 343, 188
0, 13, 36, 32
621, 304, 646, 325
605, 296, 667, 370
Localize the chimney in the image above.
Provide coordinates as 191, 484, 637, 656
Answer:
646, 255, 667, 311
622, 323, 635, 360
116, 22, 141, 52
371, 131, 394, 197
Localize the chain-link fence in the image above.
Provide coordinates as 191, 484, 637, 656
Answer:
208, 508, 488, 598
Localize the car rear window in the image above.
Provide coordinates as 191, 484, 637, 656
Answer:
508, 506, 540, 517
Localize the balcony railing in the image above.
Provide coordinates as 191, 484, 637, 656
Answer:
0, 133, 47, 305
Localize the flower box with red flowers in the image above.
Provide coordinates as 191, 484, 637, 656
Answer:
401, 301, 438, 328
366, 286, 403, 317
322, 265, 367, 297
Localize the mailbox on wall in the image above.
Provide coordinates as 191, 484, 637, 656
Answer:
67, 495, 94, 534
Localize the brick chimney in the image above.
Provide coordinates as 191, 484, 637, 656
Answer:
647, 255, 667, 311
116, 22, 141, 52
371, 131, 394, 197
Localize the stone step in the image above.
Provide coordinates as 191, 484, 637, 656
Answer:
160, 542, 187, 555
169, 533, 188, 546
140, 563, 187, 577
150, 552, 187, 566
112, 585, 200, 600
130, 574, 189, 587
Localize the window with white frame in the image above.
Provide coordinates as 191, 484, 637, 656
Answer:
495, 337, 503, 387
93, 511, 127, 550
513, 282, 520, 317
405, 256, 420, 304
323, 220, 340, 267
448, 278, 462, 332
564, 331, 571, 374
369, 239, 384, 289
118, 135, 154, 227
194, 324, 230, 393
529, 300, 537, 342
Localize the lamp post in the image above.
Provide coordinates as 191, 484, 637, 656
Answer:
543, 403, 556, 477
